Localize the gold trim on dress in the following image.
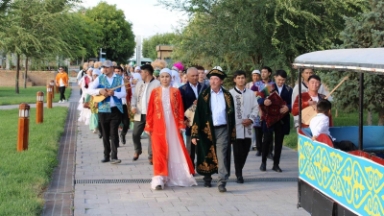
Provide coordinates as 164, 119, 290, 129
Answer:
203, 122, 213, 141
191, 123, 198, 136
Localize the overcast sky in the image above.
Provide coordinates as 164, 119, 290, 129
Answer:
79, 0, 188, 39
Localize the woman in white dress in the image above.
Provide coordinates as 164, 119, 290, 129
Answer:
144, 68, 197, 190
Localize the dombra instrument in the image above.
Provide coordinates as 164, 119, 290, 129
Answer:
261, 91, 287, 128
301, 76, 349, 125
93, 84, 124, 103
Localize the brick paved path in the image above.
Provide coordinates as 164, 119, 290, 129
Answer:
73, 104, 308, 215
35, 83, 308, 216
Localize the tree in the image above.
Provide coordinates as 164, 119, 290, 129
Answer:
321, 0, 384, 125
85, 2, 135, 63
142, 33, 178, 60
160, 0, 367, 83
0, 0, 81, 93
60, 11, 103, 61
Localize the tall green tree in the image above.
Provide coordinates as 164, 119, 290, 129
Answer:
321, 0, 384, 125
0, 0, 81, 93
142, 33, 178, 60
61, 11, 103, 61
85, 2, 135, 63
160, 0, 367, 82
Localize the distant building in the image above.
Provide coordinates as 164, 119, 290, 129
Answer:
156, 45, 173, 60
128, 57, 152, 66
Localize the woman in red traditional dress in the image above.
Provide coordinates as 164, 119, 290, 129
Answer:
144, 68, 197, 190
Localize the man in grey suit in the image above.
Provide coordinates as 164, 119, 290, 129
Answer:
131, 64, 160, 164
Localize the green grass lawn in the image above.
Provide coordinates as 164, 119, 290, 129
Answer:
0, 107, 68, 215
284, 110, 379, 149
0, 86, 71, 105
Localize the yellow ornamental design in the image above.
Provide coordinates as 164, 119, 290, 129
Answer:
298, 136, 384, 216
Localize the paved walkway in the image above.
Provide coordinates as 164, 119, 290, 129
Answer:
6, 82, 308, 215
71, 85, 309, 216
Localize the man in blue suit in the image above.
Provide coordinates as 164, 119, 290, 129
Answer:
179, 67, 208, 169
257, 69, 292, 172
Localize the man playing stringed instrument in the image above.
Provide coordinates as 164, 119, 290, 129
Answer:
87, 60, 127, 164
291, 68, 332, 129
292, 74, 333, 128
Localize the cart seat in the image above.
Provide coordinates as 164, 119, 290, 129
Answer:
301, 126, 384, 151
330, 126, 384, 151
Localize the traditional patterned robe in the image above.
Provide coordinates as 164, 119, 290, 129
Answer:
191, 87, 236, 175
229, 88, 259, 139
144, 87, 195, 177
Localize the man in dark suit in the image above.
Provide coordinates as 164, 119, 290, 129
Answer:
257, 69, 292, 172
179, 67, 207, 169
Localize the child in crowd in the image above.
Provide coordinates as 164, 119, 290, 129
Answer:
309, 99, 333, 141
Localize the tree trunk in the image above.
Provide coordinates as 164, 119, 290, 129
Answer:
15, 54, 20, 94
367, 111, 372, 125
378, 108, 384, 126
24, 57, 28, 89
335, 109, 338, 118
25, 57, 28, 88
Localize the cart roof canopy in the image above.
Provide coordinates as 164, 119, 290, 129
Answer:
293, 48, 384, 73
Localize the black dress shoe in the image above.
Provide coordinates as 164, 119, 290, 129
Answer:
133, 152, 141, 161
272, 165, 282, 172
155, 185, 162, 190
255, 151, 261, 156
218, 184, 227, 192
101, 158, 110, 163
267, 153, 274, 160
98, 130, 102, 139
260, 163, 266, 171
204, 181, 212, 188
236, 177, 244, 184
120, 133, 126, 144
149, 159, 153, 165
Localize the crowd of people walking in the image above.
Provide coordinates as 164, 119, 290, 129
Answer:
73, 59, 332, 193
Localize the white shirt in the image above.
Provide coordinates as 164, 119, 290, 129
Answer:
210, 88, 227, 126
310, 95, 319, 102
189, 82, 198, 98
309, 113, 334, 140
140, 82, 150, 114
87, 74, 126, 108
277, 85, 283, 96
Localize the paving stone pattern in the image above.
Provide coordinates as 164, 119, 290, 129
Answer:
34, 83, 309, 216
74, 115, 309, 215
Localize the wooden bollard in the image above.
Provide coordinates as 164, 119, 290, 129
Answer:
47, 85, 52, 108
17, 103, 30, 151
36, 91, 44, 123
50, 80, 55, 99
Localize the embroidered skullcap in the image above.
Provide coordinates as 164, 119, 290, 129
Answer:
135, 66, 141, 71
207, 66, 227, 80
252, 70, 261, 75
160, 68, 172, 76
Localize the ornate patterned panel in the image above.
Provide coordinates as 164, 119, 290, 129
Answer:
298, 135, 384, 216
